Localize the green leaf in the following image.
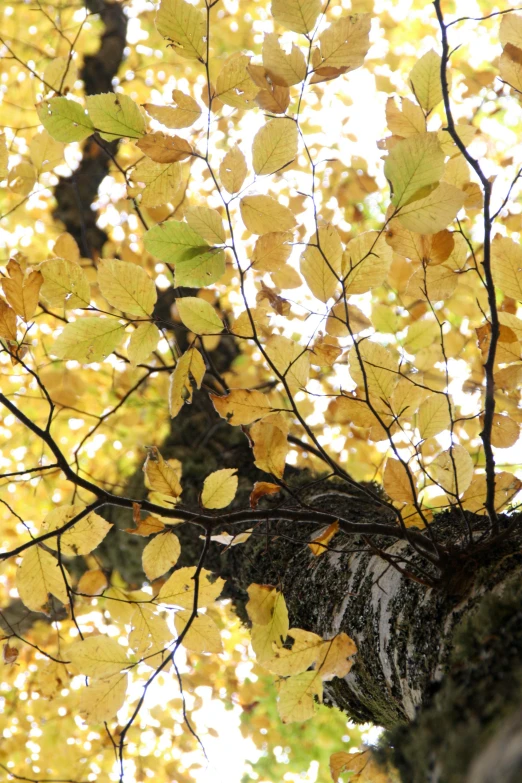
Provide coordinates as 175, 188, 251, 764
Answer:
86, 93, 146, 141
144, 221, 226, 286
384, 132, 444, 208
37, 97, 95, 142
52, 317, 126, 363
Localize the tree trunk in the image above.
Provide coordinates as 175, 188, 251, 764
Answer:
99, 381, 522, 783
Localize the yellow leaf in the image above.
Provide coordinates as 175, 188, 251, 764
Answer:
210, 388, 272, 425
262, 33, 307, 86
0, 298, 17, 342
317, 14, 371, 70
343, 231, 392, 294
176, 296, 223, 335
309, 521, 339, 556
136, 131, 192, 163
175, 610, 223, 653
39, 505, 112, 556
219, 145, 248, 194
430, 444, 474, 495
142, 531, 181, 580
128, 322, 161, 365
86, 93, 145, 141
500, 13, 522, 49
251, 418, 289, 479
499, 44, 522, 93
326, 302, 371, 337
246, 584, 279, 624
77, 569, 108, 596
491, 235, 522, 302
240, 195, 296, 235
169, 347, 206, 417
277, 670, 322, 723
185, 206, 225, 244
402, 319, 440, 353
409, 49, 443, 112
129, 158, 182, 207
43, 56, 77, 93
8, 162, 36, 196
251, 590, 289, 662
397, 182, 465, 234
265, 333, 310, 389
201, 468, 238, 509
68, 636, 129, 678
385, 97, 426, 138
215, 53, 259, 109
271, 265, 302, 289
156, 0, 206, 61
417, 394, 451, 439
16, 546, 70, 613
129, 604, 171, 658
157, 566, 225, 608
144, 448, 182, 498
263, 628, 324, 675
52, 317, 126, 363
144, 90, 201, 128
461, 471, 522, 514
271, 0, 321, 33
383, 459, 416, 503
316, 632, 357, 680
252, 118, 298, 176
490, 414, 520, 449
39, 258, 90, 310
252, 231, 293, 271
29, 129, 64, 173
348, 342, 398, 402
0, 132, 9, 180
1, 260, 42, 321
98, 259, 157, 316
300, 224, 343, 302
79, 673, 128, 724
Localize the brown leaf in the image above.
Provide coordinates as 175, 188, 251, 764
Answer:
0, 298, 17, 341
1, 260, 43, 321
125, 516, 166, 536
136, 132, 192, 163
3, 642, 19, 665
250, 481, 281, 508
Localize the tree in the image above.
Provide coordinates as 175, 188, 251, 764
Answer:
1, 0, 522, 781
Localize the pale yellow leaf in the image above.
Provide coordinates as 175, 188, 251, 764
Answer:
263, 628, 323, 675
29, 130, 64, 173
16, 546, 70, 613
0, 132, 8, 180
262, 33, 307, 86
68, 636, 129, 678
1, 260, 42, 321
144, 448, 182, 498
98, 259, 156, 316
144, 90, 201, 128
277, 670, 322, 723
210, 388, 271, 425
348, 341, 398, 402
0, 299, 17, 342
402, 319, 440, 353
265, 334, 310, 389
157, 566, 225, 608
215, 53, 259, 109
317, 14, 371, 71
175, 610, 223, 653
240, 195, 296, 235
251, 590, 289, 662
490, 414, 520, 449
430, 444, 474, 495
142, 532, 181, 580
201, 468, 238, 509
409, 49, 443, 112
461, 471, 522, 514
128, 322, 161, 365
136, 131, 192, 163
385, 97, 426, 138
52, 317, 126, 363
156, 0, 206, 61
252, 118, 298, 176
169, 347, 206, 418
397, 182, 465, 234
300, 224, 343, 302
129, 158, 182, 208
251, 417, 289, 479
271, 0, 321, 33
79, 673, 128, 724
316, 632, 357, 680
383, 459, 416, 503
418, 394, 451, 439
39, 258, 91, 310
491, 235, 522, 302
343, 231, 392, 294
219, 145, 248, 194
39, 505, 112, 556
185, 206, 225, 244
252, 231, 293, 271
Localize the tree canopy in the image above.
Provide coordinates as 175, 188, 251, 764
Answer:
1, 1, 522, 782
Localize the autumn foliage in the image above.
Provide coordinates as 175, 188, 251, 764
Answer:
1, 0, 522, 781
